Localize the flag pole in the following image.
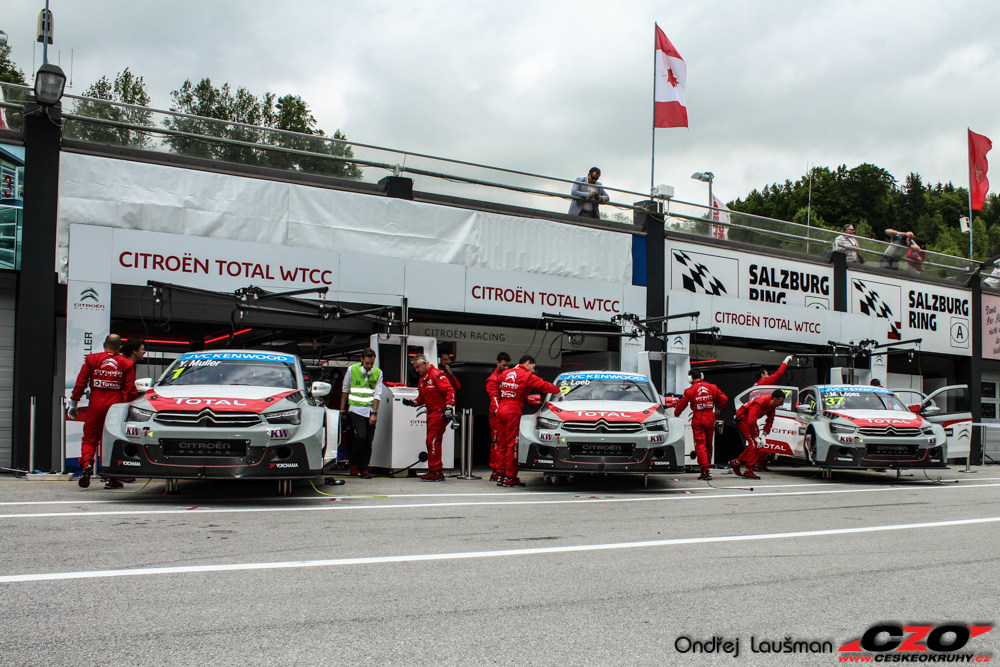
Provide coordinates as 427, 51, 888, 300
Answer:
650, 24, 656, 197
968, 128, 974, 261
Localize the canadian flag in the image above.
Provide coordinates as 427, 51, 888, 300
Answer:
711, 194, 730, 239
969, 129, 992, 211
654, 25, 687, 128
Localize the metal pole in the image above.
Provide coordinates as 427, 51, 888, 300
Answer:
28, 396, 36, 473
42, 0, 50, 66
399, 297, 409, 384
969, 128, 975, 261
650, 24, 657, 194
457, 409, 479, 480
59, 397, 66, 473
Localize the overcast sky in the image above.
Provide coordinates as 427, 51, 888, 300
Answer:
3, 0, 999, 207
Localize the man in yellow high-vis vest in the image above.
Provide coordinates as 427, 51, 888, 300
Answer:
339, 347, 383, 479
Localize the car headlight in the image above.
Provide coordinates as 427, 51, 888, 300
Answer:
536, 417, 561, 430
644, 419, 667, 431
829, 423, 856, 434
126, 406, 153, 422
921, 426, 935, 435
265, 409, 301, 425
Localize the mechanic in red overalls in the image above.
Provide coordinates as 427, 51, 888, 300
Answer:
674, 369, 727, 480
755, 355, 794, 386
68, 334, 137, 488
484, 351, 511, 482
496, 354, 559, 488
403, 354, 456, 482
730, 388, 785, 480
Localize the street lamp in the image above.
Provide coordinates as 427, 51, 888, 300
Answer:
691, 171, 714, 212
33, 63, 66, 106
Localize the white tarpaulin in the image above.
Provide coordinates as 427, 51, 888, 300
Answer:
57, 152, 632, 285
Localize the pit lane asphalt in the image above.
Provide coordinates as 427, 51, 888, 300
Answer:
1, 467, 998, 667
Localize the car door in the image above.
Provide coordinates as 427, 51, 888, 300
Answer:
733, 385, 804, 458
921, 385, 972, 460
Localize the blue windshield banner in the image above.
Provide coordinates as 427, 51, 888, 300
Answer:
556, 373, 649, 383
179, 351, 296, 363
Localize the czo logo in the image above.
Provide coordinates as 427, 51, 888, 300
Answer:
840, 624, 992, 655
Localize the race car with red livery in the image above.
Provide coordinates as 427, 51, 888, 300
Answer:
100, 350, 333, 481
518, 371, 686, 478
733, 384, 949, 470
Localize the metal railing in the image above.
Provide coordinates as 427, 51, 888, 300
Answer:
0, 81, 982, 281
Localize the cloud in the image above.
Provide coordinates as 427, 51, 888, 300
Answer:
3, 0, 999, 210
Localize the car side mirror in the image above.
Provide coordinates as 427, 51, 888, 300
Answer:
908, 405, 921, 413
311, 381, 332, 398
922, 405, 941, 416
796, 404, 815, 415
526, 395, 541, 406
135, 378, 152, 393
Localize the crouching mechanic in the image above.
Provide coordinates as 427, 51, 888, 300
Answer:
496, 354, 559, 488
402, 354, 456, 481
484, 351, 512, 482
730, 388, 785, 480
674, 370, 727, 480
68, 334, 137, 489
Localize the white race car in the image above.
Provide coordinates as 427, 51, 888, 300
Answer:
101, 350, 335, 481
518, 371, 686, 477
734, 383, 954, 470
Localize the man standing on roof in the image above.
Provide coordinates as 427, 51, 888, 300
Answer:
484, 351, 512, 482
496, 354, 559, 488
568, 167, 610, 219
730, 389, 785, 480
674, 369, 727, 480
756, 355, 794, 386
339, 347, 383, 479
68, 334, 137, 489
402, 354, 456, 482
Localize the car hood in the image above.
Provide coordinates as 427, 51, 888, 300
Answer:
146, 385, 301, 412
546, 401, 661, 422
826, 409, 926, 428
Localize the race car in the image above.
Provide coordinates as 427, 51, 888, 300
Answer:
100, 350, 335, 481
733, 383, 948, 470
518, 371, 686, 477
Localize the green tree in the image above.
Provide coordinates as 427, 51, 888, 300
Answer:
67, 69, 154, 147
165, 78, 362, 178
0, 43, 26, 85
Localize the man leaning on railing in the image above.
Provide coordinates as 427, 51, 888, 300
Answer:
569, 167, 609, 219
880, 228, 919, 270
832, 223, 863, 263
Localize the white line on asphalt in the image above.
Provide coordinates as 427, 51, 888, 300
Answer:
2, 481, 999, 520
2, 515, 997, 583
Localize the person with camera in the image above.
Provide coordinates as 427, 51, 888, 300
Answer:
402, 354, 456, 482
568, 167, 609, 219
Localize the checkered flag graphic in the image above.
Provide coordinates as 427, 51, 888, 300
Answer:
852, 279, 901, 339
673, 250, 728, 296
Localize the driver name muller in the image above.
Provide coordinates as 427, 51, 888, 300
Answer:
101, 350, 333, 481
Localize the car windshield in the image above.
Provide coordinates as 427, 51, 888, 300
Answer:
552, 374, 657, 402
157, 357, 298, 389
821, 389, 909, 411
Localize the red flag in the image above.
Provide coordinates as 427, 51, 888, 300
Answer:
654, 25, 687, 128
969, 129, 992, 211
